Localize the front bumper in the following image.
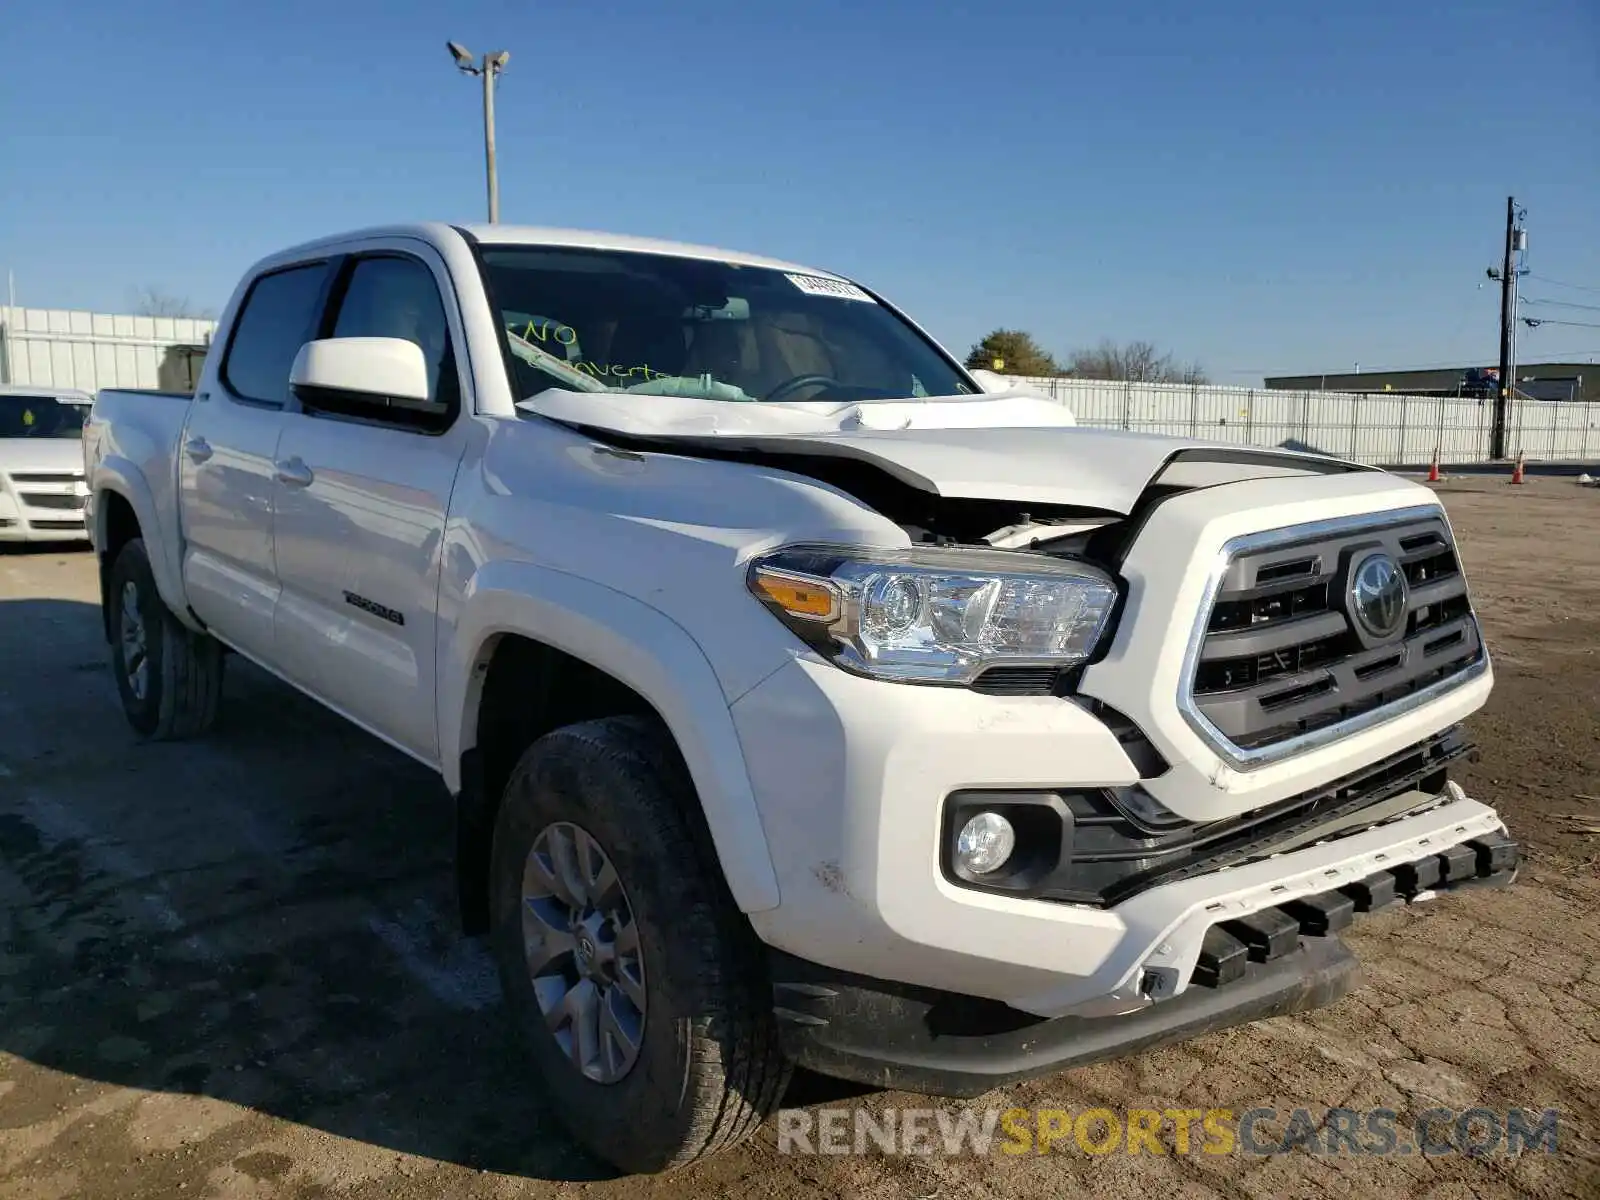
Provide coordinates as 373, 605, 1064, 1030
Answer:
770, 828, 1517, 1096
733, 654, 1511, 1018
0, 485, 90, 542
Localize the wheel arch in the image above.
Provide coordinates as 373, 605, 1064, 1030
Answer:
91, 464, 191, 640
444, 560, 782, 931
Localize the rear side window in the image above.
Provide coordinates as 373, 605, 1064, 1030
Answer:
221, 264, 327, 406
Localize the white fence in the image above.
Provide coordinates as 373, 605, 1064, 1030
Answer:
1003, 376, 1600, 465
0, 306, 217, 395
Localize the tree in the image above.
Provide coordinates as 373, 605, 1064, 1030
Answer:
964, 329, 1060, 377
131, 286, 214, 320
1066, 339, 1209, 384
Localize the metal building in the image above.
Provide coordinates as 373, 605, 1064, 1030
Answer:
0, 306, 216, 395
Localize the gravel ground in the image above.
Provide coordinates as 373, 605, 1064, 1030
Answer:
0, 477, 1597, 1200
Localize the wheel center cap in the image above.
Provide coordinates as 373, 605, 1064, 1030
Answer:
575, 932, 597, 969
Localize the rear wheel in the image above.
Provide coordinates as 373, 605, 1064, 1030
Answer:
107, 537, 223, 740
489, 715, 791, 1174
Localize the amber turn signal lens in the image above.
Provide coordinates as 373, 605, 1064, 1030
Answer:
751, 568, 839, 622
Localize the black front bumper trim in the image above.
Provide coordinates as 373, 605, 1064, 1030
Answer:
1341, 871, 1398, 912
1191, 926, 1249, 988
1281, 890, 1356, 935
767, 937, 1358, 1099
1470, 831, 1519, 874
1193, 829, 1520, 986
767, 829, 1518, 1100
1221, 907, 1301, 961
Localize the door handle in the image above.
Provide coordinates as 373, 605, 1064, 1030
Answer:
274, 457, 314, 488
184, 436, 213, 463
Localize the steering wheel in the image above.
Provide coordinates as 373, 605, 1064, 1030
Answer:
762, 374, 842, 403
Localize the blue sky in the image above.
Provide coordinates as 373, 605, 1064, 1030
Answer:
3, 0, 1596, 381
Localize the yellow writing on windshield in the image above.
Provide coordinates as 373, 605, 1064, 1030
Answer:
22, 408, 35, 427
519, 319, 579, 348
510, 319, 674, 385
576, 362, 671, 383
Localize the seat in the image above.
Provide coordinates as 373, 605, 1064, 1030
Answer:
604, 311, 687, 384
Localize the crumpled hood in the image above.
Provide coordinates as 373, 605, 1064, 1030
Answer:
0, 438, 85, 476
519, 388, 1358, 514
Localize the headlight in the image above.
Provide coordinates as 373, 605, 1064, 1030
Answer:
746, 544, 1119, 685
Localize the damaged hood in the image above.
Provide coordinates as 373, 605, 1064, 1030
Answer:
518, 388, 1357, 515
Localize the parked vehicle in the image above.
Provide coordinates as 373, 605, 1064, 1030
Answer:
83, 223, 1517, 1174
0, 384, 92, 542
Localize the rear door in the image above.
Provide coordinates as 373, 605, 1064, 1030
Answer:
269, 242, 471, 763
179, 260, 330, 657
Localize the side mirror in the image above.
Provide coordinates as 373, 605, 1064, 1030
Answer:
967, 368, 1014, 395
290, 337, 441, 413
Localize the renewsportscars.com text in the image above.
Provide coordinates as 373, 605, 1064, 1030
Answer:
776, 1105, 1562, 1158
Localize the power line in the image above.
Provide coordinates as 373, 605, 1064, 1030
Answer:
1522, 316, 1600, 330
1218, 350, 1600, 378
1222, 356, 1513, 375
1216, 360, 1468, 376
1503, 349, 1600, 359
1522, 296, 1600, 313
1527, 272, 1600, 294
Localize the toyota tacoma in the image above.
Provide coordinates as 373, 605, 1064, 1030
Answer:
82, 223, 1517, 1174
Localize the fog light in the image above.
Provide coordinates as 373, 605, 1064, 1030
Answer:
955, 812, 1016, 875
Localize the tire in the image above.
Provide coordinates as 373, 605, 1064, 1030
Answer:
489, 715, 791, 1174
107, 537, 223, 740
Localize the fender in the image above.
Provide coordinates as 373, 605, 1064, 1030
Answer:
90, 457, 201, 634
441, 558, 783, 913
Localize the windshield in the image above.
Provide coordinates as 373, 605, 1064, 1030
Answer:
0, 395, 91, 440
479, 245, 975, 406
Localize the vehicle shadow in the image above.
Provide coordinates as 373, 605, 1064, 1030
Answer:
0, 595, 851, 1182
0, 540, 92, 556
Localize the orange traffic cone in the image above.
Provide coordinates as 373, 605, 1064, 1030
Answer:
1509, 451, 1525, 485
1426, 449, 1441, 483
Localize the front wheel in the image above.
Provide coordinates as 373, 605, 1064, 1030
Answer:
489, 716, 791, 1174
107, 537, 223, 740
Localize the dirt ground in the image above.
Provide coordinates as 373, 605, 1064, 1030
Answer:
1, 477, 1597, 1200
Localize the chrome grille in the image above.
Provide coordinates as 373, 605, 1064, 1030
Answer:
1181, 507, 1486, 767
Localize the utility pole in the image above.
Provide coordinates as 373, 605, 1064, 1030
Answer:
1493, 196, 1515, 459
1487, 198, 1530, 458
447, 43, 511, 223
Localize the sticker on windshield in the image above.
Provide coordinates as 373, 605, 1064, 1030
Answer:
784, 273, 875, 302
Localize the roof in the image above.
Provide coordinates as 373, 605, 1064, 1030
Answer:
264, 221, 849, 281
457, 223, 848, 279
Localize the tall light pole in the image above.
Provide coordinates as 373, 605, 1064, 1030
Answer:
447, 42, 510, 223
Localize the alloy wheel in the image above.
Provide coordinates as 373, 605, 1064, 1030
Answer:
118, 580, 149, 702
520, 821, 647, 1083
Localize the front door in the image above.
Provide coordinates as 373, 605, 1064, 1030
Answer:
270, 247, 470, 764
179, 261, 329, 658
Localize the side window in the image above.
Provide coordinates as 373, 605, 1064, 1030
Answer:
327, 256, 457, 426
220, 264, 328, 406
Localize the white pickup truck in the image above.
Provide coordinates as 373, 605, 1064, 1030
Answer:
84, 222, 1517, 1174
